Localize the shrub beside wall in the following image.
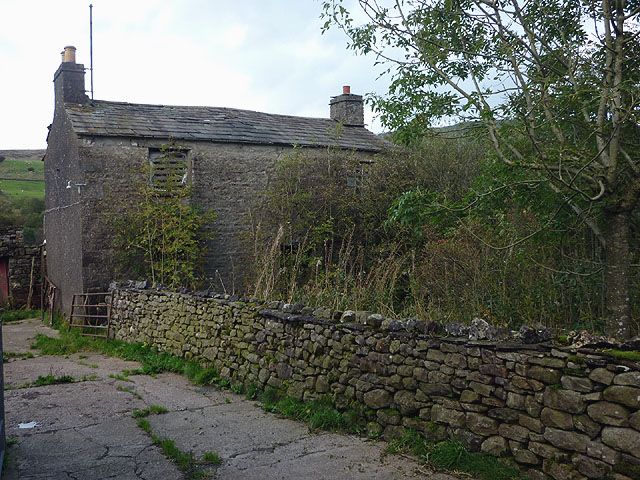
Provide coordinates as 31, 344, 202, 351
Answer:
110, 287, 640, 480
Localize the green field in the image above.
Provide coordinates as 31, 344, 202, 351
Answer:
0, 179, 44, 199
0, 158, 45, 200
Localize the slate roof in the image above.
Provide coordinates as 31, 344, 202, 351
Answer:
65, 100, 385, 152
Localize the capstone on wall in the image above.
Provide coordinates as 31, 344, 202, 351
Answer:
110, 287, 640, 480
0, 228, 40, 307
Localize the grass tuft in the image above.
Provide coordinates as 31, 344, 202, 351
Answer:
245, 383, 258, 400
201, 451, 222, 465
136, 417, 152, 434
117, 385, 142, 399
109, 372, 133, 382
33, 374, 74, 387
133, 404, 169, 418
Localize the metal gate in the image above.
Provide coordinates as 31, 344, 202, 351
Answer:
69, 292, 112, 338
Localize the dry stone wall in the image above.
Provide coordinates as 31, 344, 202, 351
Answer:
110, 288, 640, 480
0, 228, 40, 307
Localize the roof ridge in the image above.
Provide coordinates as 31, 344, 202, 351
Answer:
85, 99, 354, 126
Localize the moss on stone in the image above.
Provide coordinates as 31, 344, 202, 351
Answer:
602, 349, 640, 362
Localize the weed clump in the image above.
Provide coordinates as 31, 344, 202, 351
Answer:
132, 404, 169, 418
201, 451, 222, 465
33, 374, 75, 387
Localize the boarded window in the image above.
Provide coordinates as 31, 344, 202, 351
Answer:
346, 161, 371, 192
148, 148, 189, 189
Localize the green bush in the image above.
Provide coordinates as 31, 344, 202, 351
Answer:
248, 136, 638, 332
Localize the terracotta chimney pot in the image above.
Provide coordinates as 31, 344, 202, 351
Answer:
63, 46, 76, 63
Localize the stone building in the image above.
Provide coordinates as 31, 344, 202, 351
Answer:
0, 228, 40, 308
45, 46, 385, 314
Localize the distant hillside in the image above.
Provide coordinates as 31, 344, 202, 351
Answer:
0, 152, 45, 200
0, 149, 46, 161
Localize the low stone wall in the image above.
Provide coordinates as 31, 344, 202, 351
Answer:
110, 288, 640, 480
0, 229, 40, 307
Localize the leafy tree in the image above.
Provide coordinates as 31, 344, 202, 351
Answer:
321, 0, 640, 337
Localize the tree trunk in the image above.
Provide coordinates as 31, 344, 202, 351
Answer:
603, 208, 633, 339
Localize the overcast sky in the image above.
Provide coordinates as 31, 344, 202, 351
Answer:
0, 0, 387, 149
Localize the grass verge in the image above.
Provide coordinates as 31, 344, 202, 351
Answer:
387, 430, 525, 480
32, 330, 221, 386
259, 387, 367, 434
0, 309, 41, 323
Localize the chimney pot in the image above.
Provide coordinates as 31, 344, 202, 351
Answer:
343, 85, 351, 95
63, 46, 76, 63
54, 46, 88, 105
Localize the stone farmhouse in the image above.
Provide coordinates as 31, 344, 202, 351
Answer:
45, 46, 385, 314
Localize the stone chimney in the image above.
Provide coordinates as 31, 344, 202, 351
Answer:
329, 85, 364, 127
53, 46, 89, 106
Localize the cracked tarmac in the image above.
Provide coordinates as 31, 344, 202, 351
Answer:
2, 319, 460, 479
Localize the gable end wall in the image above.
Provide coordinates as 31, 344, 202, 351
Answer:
44, 107, 85, 314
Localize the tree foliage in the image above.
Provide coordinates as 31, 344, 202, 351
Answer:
0, 194, 44, 244
321, 0, 640, 337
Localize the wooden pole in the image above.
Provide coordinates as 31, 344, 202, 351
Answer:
40, 246, 45, 323
26, 257, 35, 310
48, 287, 55, 326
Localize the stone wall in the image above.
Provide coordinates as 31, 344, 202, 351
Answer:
110, 287, 639, 480
0, 229, 40, 307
